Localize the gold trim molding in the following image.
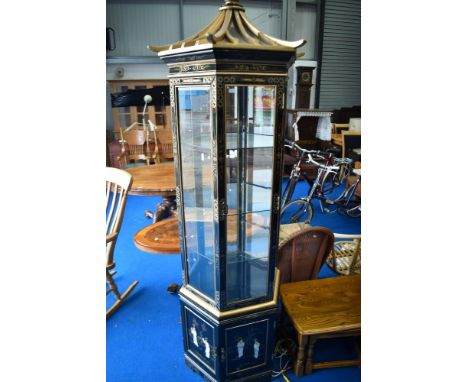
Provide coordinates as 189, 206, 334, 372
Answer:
179, 269, 280, 319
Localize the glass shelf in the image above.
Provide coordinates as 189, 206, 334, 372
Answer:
183, 207, 214, 222
226, 211, 271, 259
226, 254, 269, 264
179, 132, 275, 152
226, 256, 269, 303
226, 133, 273, 149
226, 183, 272, 213
187, 248, 215, 298
183, 211, 271, 264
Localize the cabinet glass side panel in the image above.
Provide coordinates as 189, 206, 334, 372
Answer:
177, 86, 214, 299
225, 85, 276, 304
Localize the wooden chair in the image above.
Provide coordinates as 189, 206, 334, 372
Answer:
117, 122, 165, 167
279, 223, 308, 246
296, 116, 320, 150
117, 127, 149, 168
341, 130, 361, 159
106, 167, 138, 318
332, 123, 349, 135
326, 233, 361, 275
277, 226, 334, 284
155, 128, 174, 161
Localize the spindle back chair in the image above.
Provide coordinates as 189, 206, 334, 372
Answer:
106, 167, 138, 318
117, 127, 150, 167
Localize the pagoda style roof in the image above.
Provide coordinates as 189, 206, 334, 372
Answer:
148, 0, 306, 56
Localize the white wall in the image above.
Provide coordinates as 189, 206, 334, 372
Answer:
293, 2, 317, 60
106, 63, 168, 81
181, 0, 219, 37
107, 0, 304, 58
106, 1, 317, 82
106, 1, 180, 57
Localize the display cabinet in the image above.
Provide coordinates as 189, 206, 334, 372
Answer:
149, 1, 304, 381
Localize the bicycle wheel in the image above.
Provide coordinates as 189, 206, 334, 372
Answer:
320, 171, 339, 196
336, 200, 361, 217
346, 203, 361, 218
322, 161, 352, 195
280, 199, 313, 224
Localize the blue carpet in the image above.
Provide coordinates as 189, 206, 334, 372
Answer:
107, 179, 361, 381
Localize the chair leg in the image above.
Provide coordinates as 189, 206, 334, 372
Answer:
106, 269, 121, 299
106, 269, 138, 318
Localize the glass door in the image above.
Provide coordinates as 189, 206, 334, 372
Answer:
225, 85, 276, 305
177, 86, 215, 300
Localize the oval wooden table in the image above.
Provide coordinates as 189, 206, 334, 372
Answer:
124, 163, 177, 222
134, 216, 181, 254
133, 216, 181, 293
134, 216, 302, 255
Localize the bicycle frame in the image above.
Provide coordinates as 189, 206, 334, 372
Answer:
281, 148, 314, 208
335, 175, 361, 206
301, 165, 338, 212
293, 160, 360, 215
281, 140, 358, 218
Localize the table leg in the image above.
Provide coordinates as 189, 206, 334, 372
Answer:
305, 336, 317, 374
294, 333, 308, 377
155, 196, 177, 222
145, 196, 177, 223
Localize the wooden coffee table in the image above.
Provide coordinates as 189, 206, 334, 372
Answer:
125, 163, 177, 222
280, 275, 361, 376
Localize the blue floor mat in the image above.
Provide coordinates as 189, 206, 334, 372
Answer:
107, 179, 361, 381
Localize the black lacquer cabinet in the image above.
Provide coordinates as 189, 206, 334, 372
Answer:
149, 1, 305, 380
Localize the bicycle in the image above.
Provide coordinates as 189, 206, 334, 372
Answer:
281, 140, 353, 210
281, 153, 361, 224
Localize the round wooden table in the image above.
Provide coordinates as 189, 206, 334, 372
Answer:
125, 163, 177, 222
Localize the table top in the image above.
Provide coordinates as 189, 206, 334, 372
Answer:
125, 163, 176, 196
280, 275, 361, 336
134, 217, 181, 254
133, 214, 265, 255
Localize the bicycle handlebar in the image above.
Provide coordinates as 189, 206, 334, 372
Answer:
285, 139, 353, 169
333, 157, 353, 165
284, 139, 326, 156
307, 154, 339, 171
